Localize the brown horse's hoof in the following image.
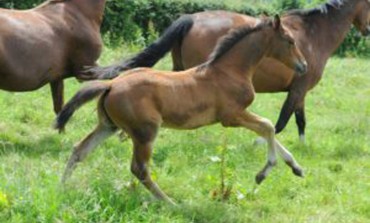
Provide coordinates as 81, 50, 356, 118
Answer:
57, 126, 65, 134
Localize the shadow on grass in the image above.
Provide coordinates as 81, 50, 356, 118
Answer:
60, 177, 252, 223
0, 134, 68, 158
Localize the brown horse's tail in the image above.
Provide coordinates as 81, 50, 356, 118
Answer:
53, 81, 111, 131
86, 14, 194, 80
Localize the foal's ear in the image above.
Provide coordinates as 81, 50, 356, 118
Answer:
272, 15, 281, 30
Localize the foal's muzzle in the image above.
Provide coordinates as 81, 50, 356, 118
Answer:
295, 60, 308, 75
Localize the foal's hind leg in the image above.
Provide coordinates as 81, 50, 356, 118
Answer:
129, 125, 175, 204
61, 124, 116, 183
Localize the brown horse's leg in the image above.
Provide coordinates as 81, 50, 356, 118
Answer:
275, 90, 305, 135
50, 80, 64, 114
294, 101, 306, 143
61, 124, 116, 183
129, 125, 175, 204
171, 42, 184, 71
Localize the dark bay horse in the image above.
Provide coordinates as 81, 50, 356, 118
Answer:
90, 0, 370, 142
55, 16, 307, 203
0, 0, 106, 114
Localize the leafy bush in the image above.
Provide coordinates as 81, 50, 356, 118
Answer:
0, 0, 43, 8
273, 0, 302, 12
1, 0, 369, 56
336, 28, 369, 57
102, 0, 257, 45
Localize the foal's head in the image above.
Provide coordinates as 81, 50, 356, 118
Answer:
268, 15, 307, 75
353, 0, 370, 35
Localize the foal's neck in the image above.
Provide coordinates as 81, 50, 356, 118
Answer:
210, 31, 270, 79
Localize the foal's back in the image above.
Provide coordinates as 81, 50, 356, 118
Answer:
104, 67, 220, 129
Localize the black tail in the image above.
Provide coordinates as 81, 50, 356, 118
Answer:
53, 81, 111, 131
87, 15, 194, 80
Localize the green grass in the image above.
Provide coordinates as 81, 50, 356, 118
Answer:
0, 47, 369, 222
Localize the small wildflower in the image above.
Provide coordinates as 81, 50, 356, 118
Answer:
0, 191, 10, 209
210, 156, 221, 163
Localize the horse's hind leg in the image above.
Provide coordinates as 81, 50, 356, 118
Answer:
129, 125, 175, 204
50, 79, 64, 114
171, 43, 184, 71
61, 124, 116, 183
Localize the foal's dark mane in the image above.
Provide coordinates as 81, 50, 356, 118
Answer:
287, 0, 347, 16
207, 21, 271, 65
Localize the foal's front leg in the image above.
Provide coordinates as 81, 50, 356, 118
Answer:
223, 111, 277, 184
223, 111, 303, 184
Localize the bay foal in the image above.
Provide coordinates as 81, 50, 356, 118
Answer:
90, 0, 370, 142
55, 16, 307, 203
0, 0, 106, 114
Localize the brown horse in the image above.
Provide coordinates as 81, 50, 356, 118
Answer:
0, 0, 106, 114
55, 16, 307, 203
90, 0, 370, 142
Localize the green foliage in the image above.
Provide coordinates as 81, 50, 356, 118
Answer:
0, 0, 43, 9
336, 28, 369, 57
102, 0, 257, 45
1, 0, 369, 56
273, 0, 302, 12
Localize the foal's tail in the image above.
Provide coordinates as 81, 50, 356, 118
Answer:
87, 15, 194, 80
53, 81, 111, 131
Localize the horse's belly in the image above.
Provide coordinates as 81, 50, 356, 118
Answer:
0, 72, 48, 91
0, 52, 55, 91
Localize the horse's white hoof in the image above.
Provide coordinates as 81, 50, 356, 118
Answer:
299, 134, 306, 144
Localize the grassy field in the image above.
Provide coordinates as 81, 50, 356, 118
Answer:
0, 46, 369, 222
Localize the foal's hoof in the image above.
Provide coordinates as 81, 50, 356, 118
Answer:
255, 173, 266, 184
292, 167, 304, 177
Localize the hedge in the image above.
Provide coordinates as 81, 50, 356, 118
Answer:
0, 0, 368, 56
